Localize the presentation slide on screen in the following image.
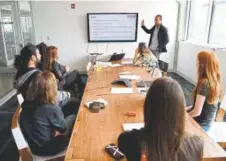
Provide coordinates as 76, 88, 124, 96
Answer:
88, 13, 138, 42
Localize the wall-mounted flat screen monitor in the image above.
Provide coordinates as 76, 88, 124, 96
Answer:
87, 13, 138, 42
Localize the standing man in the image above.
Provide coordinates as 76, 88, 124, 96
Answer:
141, 15, 169, 59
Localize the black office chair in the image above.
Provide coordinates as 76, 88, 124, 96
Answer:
158, 60, 169, 77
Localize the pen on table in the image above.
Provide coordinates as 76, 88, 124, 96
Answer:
96, 93, 109, 96
125, 111, 137, 117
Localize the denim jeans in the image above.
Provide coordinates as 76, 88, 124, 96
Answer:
200, 122, 211, 132
57, 90, 71, 107
32, 114, 76, 156
64, 114, 76, 136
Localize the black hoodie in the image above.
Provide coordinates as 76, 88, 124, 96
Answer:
20, 101, 66, 148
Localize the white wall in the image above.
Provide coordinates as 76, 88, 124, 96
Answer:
31, 1, 179, 71
177, 41, 226, 93
19, 1, 31, 11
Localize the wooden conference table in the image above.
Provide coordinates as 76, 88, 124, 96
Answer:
64, 65, 226, 161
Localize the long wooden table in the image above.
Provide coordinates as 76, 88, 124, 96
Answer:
65, 65, 226, 161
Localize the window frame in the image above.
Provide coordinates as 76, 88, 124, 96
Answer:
208, 0, 226, 45
185, 0, 226, 46
185, 0, 214, 43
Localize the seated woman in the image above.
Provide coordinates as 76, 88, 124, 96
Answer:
118, 78, 204, 161
20, 71, 75, 156
133, 42, 158, 73
36, 42, 48, 70
14, 44, 70, 107
188, 51, 222, 131
44, 46, 84, 99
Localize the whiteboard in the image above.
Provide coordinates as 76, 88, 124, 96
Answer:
87, 13, 138, 42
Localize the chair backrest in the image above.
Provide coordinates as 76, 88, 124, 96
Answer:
11, 106, 32, 161
158, 60, 168, 77
216, 94, 226, 122
17, 93, 24, 105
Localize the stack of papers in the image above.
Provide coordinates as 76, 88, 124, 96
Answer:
121, 60, 133, 65
95, 62, 122, 68
111, 64, 122, 67
119, 75, 141, 80
111, 88, 133, 94
122, 123, 144, 131
95, 61, 112, 67
86, 62, 92, 71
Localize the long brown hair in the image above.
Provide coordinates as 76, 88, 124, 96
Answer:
143, 78, 186, 161
138, 42, 151, 55
193, 50, 222, 104
26, 71, 58, 104
43, 46, 59, 70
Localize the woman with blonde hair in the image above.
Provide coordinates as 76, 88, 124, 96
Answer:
20, 71, 75, 156
133, 42, 158, 73
188, 50, 222, 131
44, 46, 84, 99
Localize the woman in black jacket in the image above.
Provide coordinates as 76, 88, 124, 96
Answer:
43, 46, 84, 99
20, 71, 75, 156
14, 44, 71, 107
36, 42, 48, 70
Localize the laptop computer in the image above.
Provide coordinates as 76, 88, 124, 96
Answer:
109, 53, 125, 61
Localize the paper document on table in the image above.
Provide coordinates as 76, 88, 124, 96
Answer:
96, 61, 112, 67
123, 123, 144, 131
121, 60, 133, 65
207, 122, 226, 142
220, 94, 226, 110
111, 88, 133, 94
119, 75, 141, 80
86, 62, 92, 71
111, 64, 122, 67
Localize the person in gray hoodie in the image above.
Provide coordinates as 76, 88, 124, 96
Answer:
14, 44, 70, 107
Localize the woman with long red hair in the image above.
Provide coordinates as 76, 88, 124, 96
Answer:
43, 46, 84, 99
188, 50, 222, 131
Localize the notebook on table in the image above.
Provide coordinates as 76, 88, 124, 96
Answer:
111, 88, 133, 94
122, 123, 144, 131
119, 75, 141, 80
